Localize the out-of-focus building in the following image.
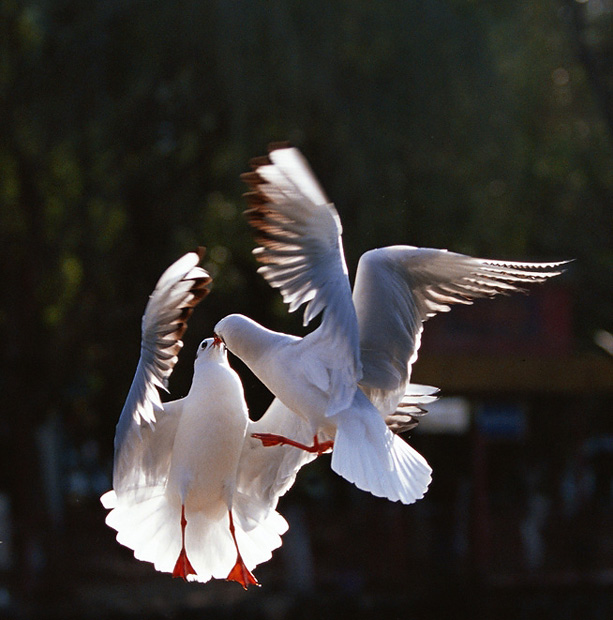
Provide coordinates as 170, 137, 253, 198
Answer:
410, 279, 613, 598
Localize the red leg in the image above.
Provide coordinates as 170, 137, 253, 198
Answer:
252, 433, 334, 455
225, 511, 259, 589
172, 505, 197, 580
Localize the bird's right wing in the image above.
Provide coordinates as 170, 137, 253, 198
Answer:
108, 250, 212, 500
354, 246, 568, 408
242, 144, 361, 415
234, 398, 320, 526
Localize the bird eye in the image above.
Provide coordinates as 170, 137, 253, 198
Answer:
201, 342, 207, 349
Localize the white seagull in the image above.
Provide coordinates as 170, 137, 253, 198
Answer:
214, 144, 568, 505
101, 250, 310, 588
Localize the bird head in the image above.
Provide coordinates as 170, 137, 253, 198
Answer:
195, 337, 227, 362
214, 314, 271, 365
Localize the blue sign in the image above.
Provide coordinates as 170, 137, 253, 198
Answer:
476, 402, 527, 440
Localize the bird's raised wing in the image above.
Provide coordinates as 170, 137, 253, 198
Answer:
234, 398, 321, 527
353, 245, 568, 406
242, 144, 347, 325
242, 144, 361, 413
109, 250, 211, 499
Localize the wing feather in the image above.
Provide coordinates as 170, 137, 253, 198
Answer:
235, 398, 320, 525
354, 245, 568, 408
242, 146, 352, 328
112, 250, 212, 496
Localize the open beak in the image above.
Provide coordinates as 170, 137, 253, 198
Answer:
212, 333, 224, 348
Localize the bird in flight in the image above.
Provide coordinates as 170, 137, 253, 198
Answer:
214, 144, 568, 505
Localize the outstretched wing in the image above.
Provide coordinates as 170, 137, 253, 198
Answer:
108, 250, 212, 499
234, 398, 322, 526
353, 245, 568, 410
242, 144, 361, 414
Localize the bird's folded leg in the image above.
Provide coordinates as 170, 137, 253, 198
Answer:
251, 433, 333, 456
172, 505, 197, 580
226, 511, 259, 589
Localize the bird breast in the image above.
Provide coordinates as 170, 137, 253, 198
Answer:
167, 363, 249, 510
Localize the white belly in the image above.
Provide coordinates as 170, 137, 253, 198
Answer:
166, 375, 248, 513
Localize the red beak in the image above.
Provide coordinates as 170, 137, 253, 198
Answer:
212, 334, 224, 348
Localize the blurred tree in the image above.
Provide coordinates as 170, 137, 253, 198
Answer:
561, 0, 613, 137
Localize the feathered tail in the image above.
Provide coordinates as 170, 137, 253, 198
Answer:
101, 489, 182, 574
101, 489, 288, 584
330, 395, 432, 504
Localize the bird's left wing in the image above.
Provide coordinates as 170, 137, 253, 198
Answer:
354, 246, 568, 407
107, 249, 211, 501
234, 398, 321, 526
242, 144, 361, 414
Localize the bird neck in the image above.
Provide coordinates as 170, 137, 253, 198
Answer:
224, 317, 286, 366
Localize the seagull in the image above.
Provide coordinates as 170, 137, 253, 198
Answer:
100, 250, 306, 588
214, 144, 568, 505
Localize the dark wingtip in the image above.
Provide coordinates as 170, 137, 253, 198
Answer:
249, 155, 271, 169
240, 171, 264, 189
243, 191, 267, 206
247, 142, 292, 171
268, 141, 292, 153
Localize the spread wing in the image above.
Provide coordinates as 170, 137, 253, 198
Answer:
106, 250, 212, 502
242, 144, 361, 414
353, 245, 568, 411
235, 398, 322, 525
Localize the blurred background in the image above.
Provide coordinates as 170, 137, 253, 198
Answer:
1, 0, 612, 618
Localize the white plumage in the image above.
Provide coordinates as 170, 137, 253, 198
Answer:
214, 144, 568, 505
101, 251, 311, 587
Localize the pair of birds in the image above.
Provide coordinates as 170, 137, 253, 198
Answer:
101, 144, 567, 588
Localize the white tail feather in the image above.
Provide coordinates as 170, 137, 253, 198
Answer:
105, 493, 181, 573
183, 511, 237, 582
102, 490, 288, 583
235, 510, 288, 569
331, 408, 432, 504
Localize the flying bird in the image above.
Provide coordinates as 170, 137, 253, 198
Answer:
214, 144, 568, 505
101, 250, 306, 588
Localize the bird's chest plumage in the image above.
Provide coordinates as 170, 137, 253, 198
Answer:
256, 342, 331, 429
167, 366, 248, 509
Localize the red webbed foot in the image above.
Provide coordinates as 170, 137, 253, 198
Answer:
251, 433, 333, 456
172, 548, 197, 580
226, 510, 260, 589
226, 556, 260, 589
